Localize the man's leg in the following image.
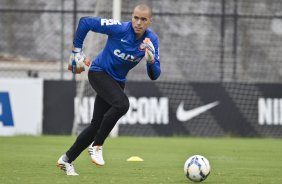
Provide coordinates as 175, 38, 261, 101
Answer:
65, 95, 111, 162
57, 95, 109, 175
62, 71, 128, 166
88, 71, 129, 146
87, 71, 129, 165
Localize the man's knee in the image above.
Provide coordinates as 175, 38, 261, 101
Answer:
114, 96, 129, 115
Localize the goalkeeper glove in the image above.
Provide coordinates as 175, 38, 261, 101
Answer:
68, 48, 90, 74
144, 38, 155, 64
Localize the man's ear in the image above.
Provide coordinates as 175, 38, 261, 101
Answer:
149, 17, 153, 25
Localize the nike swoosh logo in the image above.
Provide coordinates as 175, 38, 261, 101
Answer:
176, 101, 219, 122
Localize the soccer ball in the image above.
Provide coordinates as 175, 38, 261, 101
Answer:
184, 155, 211, 182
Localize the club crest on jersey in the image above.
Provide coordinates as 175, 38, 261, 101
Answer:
114, 49, 141, 62
101, 18, 121, 26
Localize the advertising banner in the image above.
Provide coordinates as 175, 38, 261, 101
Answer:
73, 82, 282, 138
0, 79, 43, 136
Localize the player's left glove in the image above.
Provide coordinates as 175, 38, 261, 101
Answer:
144, 38, 155, 64
68, 48, 90, 74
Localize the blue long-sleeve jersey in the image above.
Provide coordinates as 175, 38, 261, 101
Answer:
73, 16, 161, 82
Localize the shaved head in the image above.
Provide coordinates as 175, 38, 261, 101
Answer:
133, 4, 152, 17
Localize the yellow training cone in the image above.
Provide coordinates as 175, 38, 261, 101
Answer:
127, 156, 144, 161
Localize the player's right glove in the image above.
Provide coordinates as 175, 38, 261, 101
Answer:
68, 48, 90, 74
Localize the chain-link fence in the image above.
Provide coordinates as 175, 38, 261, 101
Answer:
1, 0, 282, 82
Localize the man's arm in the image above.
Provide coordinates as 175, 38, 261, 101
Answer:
147, 61, 161, 80
69, 17, 123, 74
145, 38, 161, 80
73, 16, 123, 49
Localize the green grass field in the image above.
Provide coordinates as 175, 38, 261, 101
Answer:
0, 136, 282, 184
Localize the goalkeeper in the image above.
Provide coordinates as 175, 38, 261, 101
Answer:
57, 3, 161, 175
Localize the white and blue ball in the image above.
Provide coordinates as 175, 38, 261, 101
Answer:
184, 155, 211, 182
